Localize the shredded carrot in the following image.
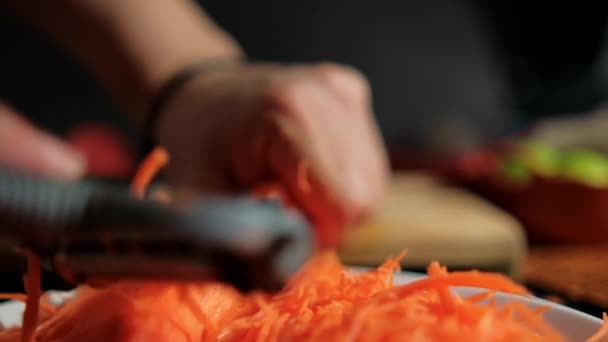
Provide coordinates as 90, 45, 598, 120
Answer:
296, 160, 311, 194
532, 305, 553, 315
544, 294, 565, 304
465, 291, 495, 304
20, 251, 41, 342
1, 146, 607, 342
390, 271, 531, 298
588, 313, 608, 342
256, 160, 311, 203
211, 255, 560, 341
130, 147, 169, 198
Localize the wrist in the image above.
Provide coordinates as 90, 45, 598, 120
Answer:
100, 0, 247, 127
140, 57, 244, 155
132, 45, 245, 124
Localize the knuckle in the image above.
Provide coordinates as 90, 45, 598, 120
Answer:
315, 62, 346, 78
341, 193, 377, 224
333, 182, 382, 224
263, 80, 305, 114
265, 81, 298, 104
342, 164, 389, 223
314, 63, 371, 100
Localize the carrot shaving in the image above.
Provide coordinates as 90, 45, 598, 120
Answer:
532, 305, 552, 315
427, 260, 448, 277
18, 250, 599, 342
130, 147, 169, 198
296, 160, 311, 194
511, 302, 564, 340
257, 160, 311, 202
544, 294, 565, 305
465, 291, 495, 304
20, 251, 41, 342
390, 271, 531, 298
588, 313, 608, 342
1, 146, 607, 342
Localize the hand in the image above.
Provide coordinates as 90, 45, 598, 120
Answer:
0, 103, 85, 180
153, 62, 389, 247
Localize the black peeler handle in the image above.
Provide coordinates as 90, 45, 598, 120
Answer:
0, 168, 95, 249
0, 168, 314, 292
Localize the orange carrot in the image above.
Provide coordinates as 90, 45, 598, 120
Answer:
465, 291, 495, 304
21, 251, 41, 342
296, 160, 311, 194
389, 270, 531, 299
2, 146, 608, 342
588, 313, 608, 342
544, 295, 565, 305
130, 147, 169, 198
212, 254, 559, 341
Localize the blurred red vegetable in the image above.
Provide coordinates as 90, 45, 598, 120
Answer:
67, 122, 135, 179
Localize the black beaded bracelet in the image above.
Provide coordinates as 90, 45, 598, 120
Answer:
140, 59, 241, 156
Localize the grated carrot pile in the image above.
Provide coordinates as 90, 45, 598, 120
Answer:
3, 250, 606, 341
0, 146, 605, 341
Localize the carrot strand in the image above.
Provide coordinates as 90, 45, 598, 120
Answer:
296, 160, 311, 194
465, 291, 495, 304
4, 147, 606, 342
391, 271, 530, 299
588, 312, 608, 342
130, 147, 169, 198
21, 251, 41, 342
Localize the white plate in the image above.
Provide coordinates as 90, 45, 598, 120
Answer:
392, 271, 603, 342
0, 272, 602, 341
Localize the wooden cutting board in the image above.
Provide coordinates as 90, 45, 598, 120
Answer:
338, 173, 528, 279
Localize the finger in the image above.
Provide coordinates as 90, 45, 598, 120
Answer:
0, 104, 86, 180
311, 63, 371, 108
267, 109, 348, 248
265, 76, 388, 247
314, 74, 389, 223
291, 65, 387, 219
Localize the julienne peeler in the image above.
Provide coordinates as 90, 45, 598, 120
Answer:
0, 167, 314, 292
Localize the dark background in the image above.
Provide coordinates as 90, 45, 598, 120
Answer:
1, 1, 607, 155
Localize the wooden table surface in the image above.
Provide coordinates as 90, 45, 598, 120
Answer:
524, 244, 608, 317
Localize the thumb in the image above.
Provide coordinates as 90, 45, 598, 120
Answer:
0, 104, 86, 180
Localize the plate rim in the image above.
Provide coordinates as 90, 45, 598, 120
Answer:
0, 269, 601, 332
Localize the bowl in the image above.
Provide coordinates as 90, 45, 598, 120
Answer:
0, 273, 601, 341
391, 271, 601, 341
470, 175, 608, 243
391, 145, 608, 244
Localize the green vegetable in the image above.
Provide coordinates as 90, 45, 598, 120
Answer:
513, 141, 561, 177
561, 149, 608, 188
501, 159, 531, 185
